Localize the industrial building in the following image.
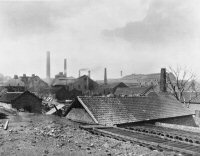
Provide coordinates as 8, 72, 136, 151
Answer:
68, 75, 99, 95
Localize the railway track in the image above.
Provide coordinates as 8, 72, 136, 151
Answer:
80, 125, 200, 155
125, 125, 200, 145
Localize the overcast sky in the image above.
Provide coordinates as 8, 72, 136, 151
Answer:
0, 0, 200, 80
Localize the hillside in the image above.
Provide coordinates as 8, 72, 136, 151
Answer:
97, 72, 176, 85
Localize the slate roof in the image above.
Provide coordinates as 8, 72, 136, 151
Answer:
0, 92, 23, 103
74, 95, 193, 125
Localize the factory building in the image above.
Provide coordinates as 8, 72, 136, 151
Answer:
69, 75, 99, 95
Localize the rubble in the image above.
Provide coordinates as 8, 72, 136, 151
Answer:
0, 114, 177, 156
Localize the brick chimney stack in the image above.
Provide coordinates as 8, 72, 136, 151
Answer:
64, 58, 67, 77
160, 68, 167, 92
104, 68, 107, 85
46, 51, 50, 79
79, 70, 80, 78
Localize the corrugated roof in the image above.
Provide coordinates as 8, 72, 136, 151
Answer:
0, 92, 23, 103
76, 95, 193, 125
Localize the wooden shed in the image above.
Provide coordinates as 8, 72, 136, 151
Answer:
0, 91, 42, 113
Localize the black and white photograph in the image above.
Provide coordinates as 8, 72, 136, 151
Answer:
0, 0, 200, 155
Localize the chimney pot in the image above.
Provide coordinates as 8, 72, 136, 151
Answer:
14, 75, 18, 79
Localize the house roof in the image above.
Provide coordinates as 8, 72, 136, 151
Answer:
0, 92, 23, 103
71, 95, 193, 125
4, 79, 25, 87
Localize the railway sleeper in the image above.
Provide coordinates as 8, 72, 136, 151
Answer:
127, 127, 200, 146
128, 127, 198, 140
92, 129, 200, 155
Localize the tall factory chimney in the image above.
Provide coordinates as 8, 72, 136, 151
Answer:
160, 68, 167, 92
104, 68, 107, 85
46, 51, 50, 79
79, 70, 81, 78
64, 58, 67, 77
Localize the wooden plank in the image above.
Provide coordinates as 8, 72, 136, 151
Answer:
4, 120, 9, 130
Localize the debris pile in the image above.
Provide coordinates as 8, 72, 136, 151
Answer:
0, 114, 177, 156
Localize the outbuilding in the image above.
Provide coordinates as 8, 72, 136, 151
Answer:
66, 94, 195, 126
0, 91, 42, 113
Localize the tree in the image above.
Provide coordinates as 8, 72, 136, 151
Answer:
166, 66, 197, 101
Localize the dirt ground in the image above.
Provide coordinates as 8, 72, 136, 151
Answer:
0, 111, 179, 156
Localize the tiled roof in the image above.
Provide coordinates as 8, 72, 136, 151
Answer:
76, 95, 193, 125
0, 92, 23, 103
